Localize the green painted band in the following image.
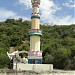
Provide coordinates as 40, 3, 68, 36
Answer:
29, 32, 42, 36
31, 16, 40, 19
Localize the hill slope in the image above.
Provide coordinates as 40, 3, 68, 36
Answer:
0, 19, 75, 69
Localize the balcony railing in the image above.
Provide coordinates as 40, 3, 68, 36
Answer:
28, 50, 42, 57
29, 29, 42, 33
31, 13, 40, 16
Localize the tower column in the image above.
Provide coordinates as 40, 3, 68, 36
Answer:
28, 0, 42, 64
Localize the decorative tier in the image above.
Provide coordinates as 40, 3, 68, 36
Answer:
31, 15, 40, 19
28, 50, 42, 57
29, 29, 42, 36
31, 0, 40, 5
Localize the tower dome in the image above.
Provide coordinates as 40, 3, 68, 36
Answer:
31, 0, 40, 4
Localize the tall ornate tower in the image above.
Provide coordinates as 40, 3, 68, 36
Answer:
28, 0, 42, 64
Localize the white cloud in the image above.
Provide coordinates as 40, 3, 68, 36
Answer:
0, 8, 16, 21
40, 0, 60, 20
19, 0, 31, 8
17, 0, 75, 25
0, 8, 29, 21
63, 0, 75, 8
54, 15, 75, 25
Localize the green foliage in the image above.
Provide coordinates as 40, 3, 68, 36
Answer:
41, 24, 75, 70
0, 44, 9, 68
44, 53, 53, 64
0, 19, 75, 70
0, 19, 30, 68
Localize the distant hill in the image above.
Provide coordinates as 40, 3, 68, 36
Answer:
0, 19, 75, 70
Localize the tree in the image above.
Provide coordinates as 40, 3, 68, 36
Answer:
44, 53, 53, 64
0, 47, 9, 68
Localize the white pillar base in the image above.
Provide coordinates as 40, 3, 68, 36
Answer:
13, 64, 53, 72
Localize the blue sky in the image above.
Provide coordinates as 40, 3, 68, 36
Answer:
0, 0, 75, 25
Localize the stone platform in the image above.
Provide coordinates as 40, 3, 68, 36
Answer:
0, 69, 75, 75
13, 63, 53, 72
